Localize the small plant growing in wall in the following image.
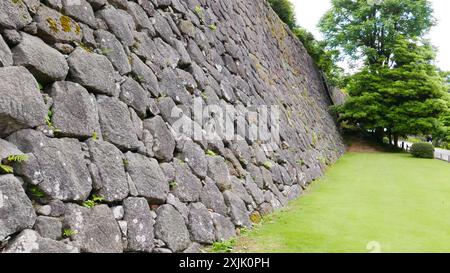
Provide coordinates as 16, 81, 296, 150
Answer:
92, 132, 98, 141
82, 194, 105, 208
63, 229, 76, 238
169, 181, 178, 190
28, 185, 45, 199
210, 239, 236, 253
206, 150, 217, 157
0, 154, 29, 174
262, 161, 273, 170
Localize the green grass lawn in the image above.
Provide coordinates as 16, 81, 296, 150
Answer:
235, 152, 450, 253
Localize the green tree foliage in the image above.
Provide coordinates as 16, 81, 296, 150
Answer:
319, 0, 435, 66
267, 0, 297, 29
336, 38, 448, 144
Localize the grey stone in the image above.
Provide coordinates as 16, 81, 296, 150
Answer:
97, 8, 135, 46
154, 204, 190, 252
172, 159, 202, 203
0, 66, 47, 138
62, 0, 97, 28
2, 230, 79, 253
97, 96, 140, 150
143, 116, 175, 162
123, 197, 155, 252
0, 34, 13, 67
223, 191, 251, 228
34, 216, 62, 240
200, 178, 228, 216
183, 242, 202, 253
0, 0, 32, 29
244, 175, 265, 205
247, 163, 264, 189
87, 0, 106, 10
112, 206, 124, 220
158, 68, 191, 104
179, 140, 207, 178
127, 2, 153, 31
230, 177, 253, 205
49, 81, 101, 138
130, 53, 160, 97
94, 29, 131, 75
0, 175, 36, 241
120, 77, 150, 118
87, 140, 129, 202
64, 204, 123, 253
0, 139, 24, 160
37, 205, 52, 216
35, 5, 82, 44
188, 203, 215, 244
68, 48, 118, 96
211, 212, 236, 242
153, 11, 175, 45
166, 193, 189, 223
207, 156, 232, 191
153, 247, 172, 253
125, 152, 169, 204
48, 199, 66, 217
7, 130, 92, 201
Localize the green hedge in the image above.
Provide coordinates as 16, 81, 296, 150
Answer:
410, 143, 435, 159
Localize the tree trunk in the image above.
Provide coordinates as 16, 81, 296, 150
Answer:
393, 135, 399, 147
374, 128, 384, 143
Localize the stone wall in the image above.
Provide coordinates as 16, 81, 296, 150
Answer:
0, 0, 345, 253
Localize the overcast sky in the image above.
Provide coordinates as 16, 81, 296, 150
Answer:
291, 0, 450, 71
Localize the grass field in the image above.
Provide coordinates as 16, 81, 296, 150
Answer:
235, 152, 450, 253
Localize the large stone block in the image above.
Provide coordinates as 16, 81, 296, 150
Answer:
0, 67, 47, 137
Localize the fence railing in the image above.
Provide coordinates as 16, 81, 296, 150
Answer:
400, 142, 450, 163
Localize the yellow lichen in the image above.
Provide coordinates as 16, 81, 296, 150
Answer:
46, 18, 59, 33
75, 24, 81, 35
60, 16, 72, 32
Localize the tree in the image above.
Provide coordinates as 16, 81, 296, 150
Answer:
267, 0, 297, 29
335, 37, 448, 145
319, 0, 435, 67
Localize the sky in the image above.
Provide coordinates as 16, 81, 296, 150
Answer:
291, 0, 450, 71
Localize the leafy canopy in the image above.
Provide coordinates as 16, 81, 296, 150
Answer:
319, 0, 435, 66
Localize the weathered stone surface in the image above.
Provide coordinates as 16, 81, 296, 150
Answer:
87, 140, 129, 202
68, 48, 118, 96
0, 175, 36, 241
34, 216, 62, 240
154, 204, 191, 253
127, 1, 154, 31
49, 81, 100, 138
171, 159, 202, 203
129, 53, 160, 97
94, 29, 131, 75
200, 178, 228, 216
123, 197, 155, 252
97, 8, 135, 46
211, 212, 236, 242
7, 130, 92, 201
188, 203, 215, 244
0, 139, 23, 160
64, 204, 123, 253
97, 96, 140, 150
244, 175, 265, 205
143, 116, 175, 161
207, 156, 232, 192
179, 140, 207, 178
2, 229, 79, 253
0, 66, 47, 137
223, 191, 251, 228
0, 0, 32, 29
230, 177, 253, 205
120, 77, 150, 118
0, 34, 13, 67
62, 0, 97, 28
125, 152, 169, 204
35, 5, 82, 44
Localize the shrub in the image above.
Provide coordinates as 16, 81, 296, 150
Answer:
410, 143, 435, 159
